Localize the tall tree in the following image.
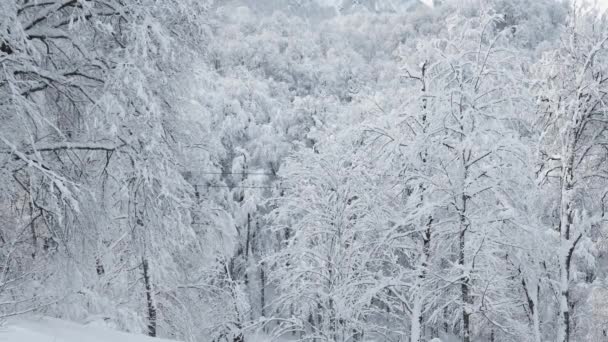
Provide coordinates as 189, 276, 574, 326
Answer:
534, 7, 608, 341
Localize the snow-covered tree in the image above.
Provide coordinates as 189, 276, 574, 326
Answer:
533, 7, 608, 341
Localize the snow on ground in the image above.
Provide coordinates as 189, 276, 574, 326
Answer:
0, 316, 178, 342
0, 316, 460, 342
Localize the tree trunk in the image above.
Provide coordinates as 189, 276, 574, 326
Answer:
533, 294, 541, 342
557, 134, 576, 342
443, 306, 449, 334
530, 281, 541, 342
460, 191, 471, 342
96, 257, 105, 276
142, 257, 157, 337
30, 203, 37, 259
411, 296, 423, 342
411, 217, 432, 342
518, 264, 541, 342
410, 61, 431, 342
260, 261, 266, 317
244, 213, 251, 287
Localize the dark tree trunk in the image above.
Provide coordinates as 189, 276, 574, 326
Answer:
30, 203, 37, 259
142, 258, 157, 337
260, 261, 266, 317
96, 257, 105, 276
244, 213, 251, 287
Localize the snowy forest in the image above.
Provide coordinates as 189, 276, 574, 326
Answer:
1, 0, 608, 341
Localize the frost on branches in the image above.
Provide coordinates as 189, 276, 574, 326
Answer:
1, 1, 608, 342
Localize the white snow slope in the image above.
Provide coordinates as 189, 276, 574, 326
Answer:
0, 317, 178, 342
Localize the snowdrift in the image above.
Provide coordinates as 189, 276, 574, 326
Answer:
0, 317, 178, 342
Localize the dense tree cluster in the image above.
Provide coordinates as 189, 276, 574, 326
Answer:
1, 1, 608, 342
